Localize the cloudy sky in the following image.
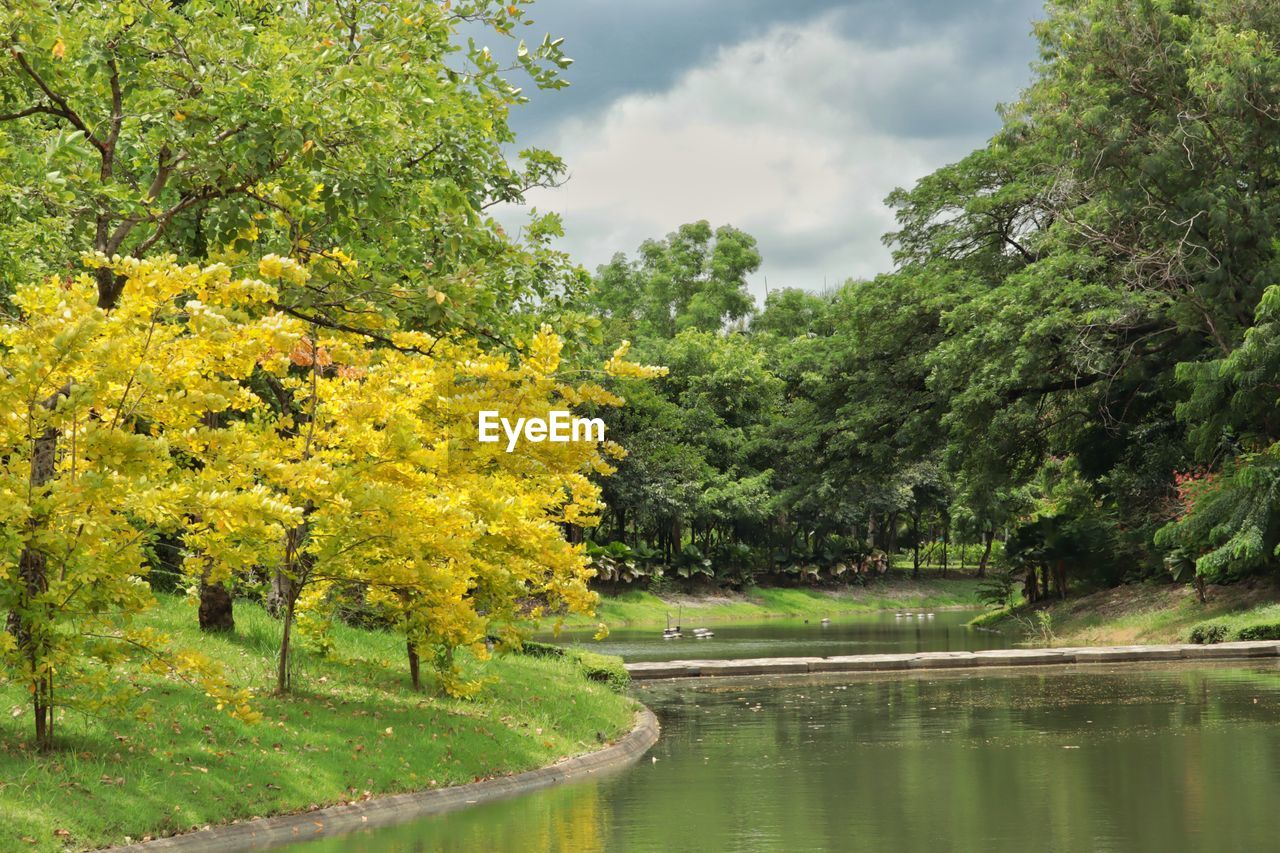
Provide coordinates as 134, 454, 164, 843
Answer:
493, 0, 1047, 297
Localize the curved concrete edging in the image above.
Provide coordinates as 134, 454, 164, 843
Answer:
110, 708, 659, 852
625, 640, 1280, 679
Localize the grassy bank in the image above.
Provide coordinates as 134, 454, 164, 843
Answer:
0, 596, 636, 851
969, 578, 1280, 646
565, 575, 985, 628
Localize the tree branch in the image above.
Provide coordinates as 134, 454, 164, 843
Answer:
12, 51, 107, 155
272, 303, 441, 356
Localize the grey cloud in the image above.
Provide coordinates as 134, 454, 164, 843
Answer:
494, 1, 1050, 294
507, 0, 1045, 140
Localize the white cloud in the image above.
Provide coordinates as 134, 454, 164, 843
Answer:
507, 13, 1027, 296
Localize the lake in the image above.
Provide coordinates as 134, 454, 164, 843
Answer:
540, 609, 1013, 662
289, 662, 1280, 852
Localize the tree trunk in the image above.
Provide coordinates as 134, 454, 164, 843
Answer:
273, 520, 310, 693
9, 426, 59, 750
267, 565, 294, 618
941, 518, 949, 577
276, 594, 296, 694
94, 266, 128, 310
1054, 559, 1067, 600
977, 529, 994, 579
407, 641, 421, 691
911, 511, 921, 578
198, 578, 235, 632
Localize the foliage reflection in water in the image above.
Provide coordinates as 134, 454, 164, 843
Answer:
290, 663, 1280, 852
542, 610, 1012, 662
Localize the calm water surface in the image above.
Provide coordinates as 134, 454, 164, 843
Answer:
293, 663, 1280, 852
541, 610, 1012, 662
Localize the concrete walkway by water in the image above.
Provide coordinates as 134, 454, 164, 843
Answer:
625, 641, 1280, 679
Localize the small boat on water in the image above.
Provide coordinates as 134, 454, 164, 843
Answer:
691, 627, 714, 639
664, 609, 683, 639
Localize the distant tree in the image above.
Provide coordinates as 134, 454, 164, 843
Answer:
590, 221, 759, 338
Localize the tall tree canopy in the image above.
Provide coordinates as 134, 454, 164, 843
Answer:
0, 0, 579, 333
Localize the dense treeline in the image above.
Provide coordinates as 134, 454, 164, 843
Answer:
581, 0, 1280, 603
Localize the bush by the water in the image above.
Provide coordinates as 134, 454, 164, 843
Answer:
1235, 623, 1280, 641
573, 651, 631, 692
1189, 622, 1230, 644
1189, 616, 1280, 644
517, 641, 630, 692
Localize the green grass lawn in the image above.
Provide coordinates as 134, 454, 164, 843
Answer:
563, 575, 985, 628
967, 578, 1280, 646
0, 596, 636, 851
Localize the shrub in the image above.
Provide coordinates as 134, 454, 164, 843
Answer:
513, 641, 629, 692
573, 650, 631, 693
518, 640, 566, 659
1189, 622, 1229, 644
1235, 623, 1280, 641
977, 569, 1018, 608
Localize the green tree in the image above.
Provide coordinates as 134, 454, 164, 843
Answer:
589, 221, 759, 338
0, 0, 579, 328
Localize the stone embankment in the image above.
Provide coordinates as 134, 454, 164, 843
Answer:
112, 709, 660, 852
625, 641, 1280, 679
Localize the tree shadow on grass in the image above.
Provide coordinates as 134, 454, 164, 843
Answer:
0, 657, 570, 850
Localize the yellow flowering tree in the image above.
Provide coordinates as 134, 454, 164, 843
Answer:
0, 257, 283, 748
2, 250, 663, 728
345, 330, 663, 694
239, 266, 664, 694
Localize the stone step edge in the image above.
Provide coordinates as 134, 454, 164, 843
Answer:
624, 641, 1280, 679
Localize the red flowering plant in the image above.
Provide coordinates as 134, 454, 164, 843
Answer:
1156, 448, 1280, 583
1170, 468, 1219, 520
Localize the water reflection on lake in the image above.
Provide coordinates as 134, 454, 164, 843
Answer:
291, 663, 1280, 853
541, 609, 1012, 662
